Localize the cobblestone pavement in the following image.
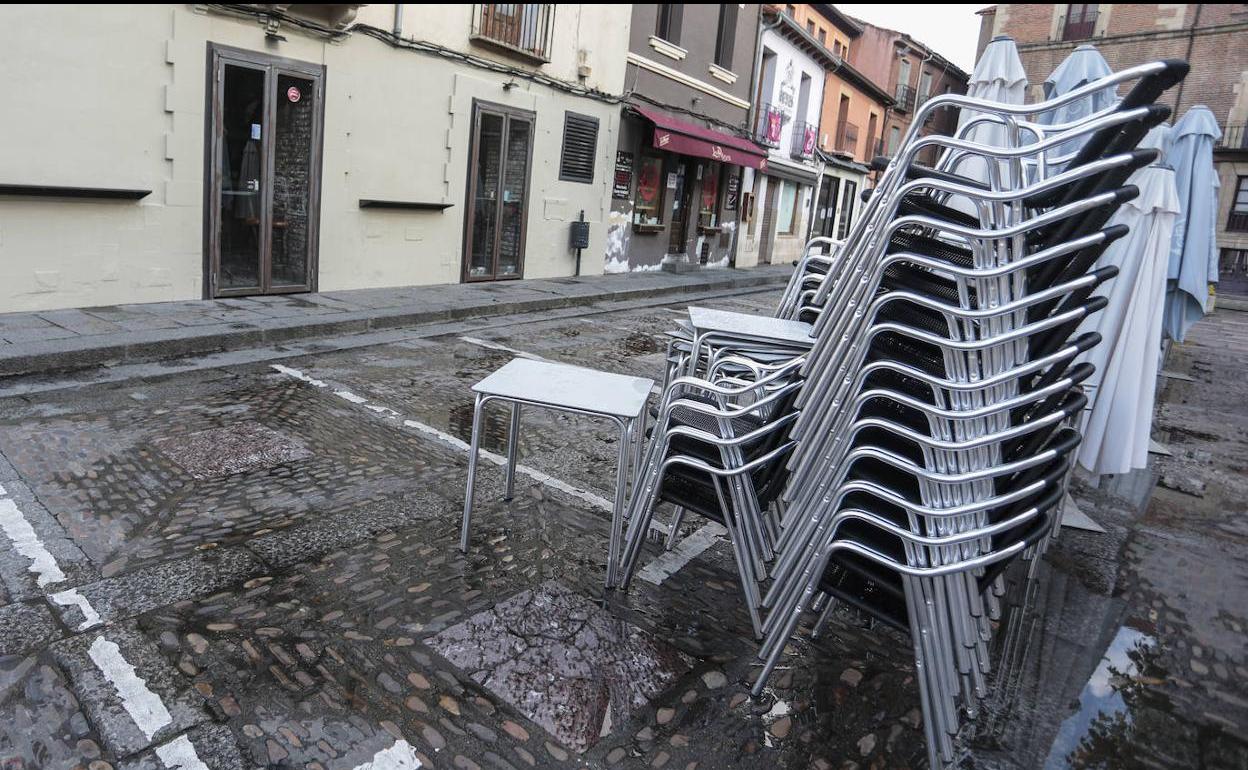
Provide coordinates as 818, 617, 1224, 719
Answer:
0, 289, 1245, 770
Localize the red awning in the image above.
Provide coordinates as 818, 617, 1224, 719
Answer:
632, 106, 769, 171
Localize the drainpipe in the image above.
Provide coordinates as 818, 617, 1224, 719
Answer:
1172, 3, 1203, 116
393, 4, 404, 37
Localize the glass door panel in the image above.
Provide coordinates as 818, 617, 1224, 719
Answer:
497, 117, 531, 278
270, 72, 316, 288
469, 112, 504, 279
218, 63, 266, 291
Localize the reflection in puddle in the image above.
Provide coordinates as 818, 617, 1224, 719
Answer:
1044, 625, 1164, 769
446, 401, 513, 454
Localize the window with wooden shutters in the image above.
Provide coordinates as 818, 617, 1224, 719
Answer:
559, 112, 598, 183
1063, 4, 1098, 41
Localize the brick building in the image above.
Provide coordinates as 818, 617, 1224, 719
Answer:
977, 4, 1248, 288
849, 21, 970, 167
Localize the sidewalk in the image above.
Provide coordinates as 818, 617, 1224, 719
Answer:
0, 266, 791, 377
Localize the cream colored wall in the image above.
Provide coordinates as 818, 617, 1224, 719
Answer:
0, 4, 629, 313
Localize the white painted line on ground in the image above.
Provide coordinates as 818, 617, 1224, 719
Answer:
353, 739, 423, 769
155, 734, 211, 770
271, 364, 615, 513
636, 522, 728, 585
0, 496, 68, 587
0, 483, 207, 768
50, 588, 103, 631
271, 363, 327, 387
458, 336, 547, 360
398, 419, 615, 511
88, 636, 174, 739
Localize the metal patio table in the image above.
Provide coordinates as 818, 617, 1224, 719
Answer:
459, 357, 654, 588
683, 306, 816, 376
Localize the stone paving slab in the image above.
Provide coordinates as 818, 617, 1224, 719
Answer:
0, 266, 791, 377
51, 623, 212, 760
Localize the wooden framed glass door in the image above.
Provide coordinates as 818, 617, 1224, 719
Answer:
206, 44, 324, 297
464, 101, 535, 282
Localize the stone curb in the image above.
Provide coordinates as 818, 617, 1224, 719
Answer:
0, 271, 788, 378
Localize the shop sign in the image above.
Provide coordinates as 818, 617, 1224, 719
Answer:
613, 151, 633, 199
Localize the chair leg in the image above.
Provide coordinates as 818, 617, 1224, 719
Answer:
664, 506, 686, 550
606, 420, 631, 590
459, 393, 486, 553
504, 402, 521, 501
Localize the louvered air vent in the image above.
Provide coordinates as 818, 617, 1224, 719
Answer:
559, 112, 599, 184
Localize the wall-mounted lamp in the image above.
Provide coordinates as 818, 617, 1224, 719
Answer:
503, 79, 518, 91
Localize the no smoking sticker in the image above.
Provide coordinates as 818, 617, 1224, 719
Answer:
287, 86, 301, 103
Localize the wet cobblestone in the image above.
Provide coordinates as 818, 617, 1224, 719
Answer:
0, 292, 1244, 769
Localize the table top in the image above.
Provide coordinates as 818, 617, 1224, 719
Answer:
686, 307, 815, 346
472, 358, 654, 419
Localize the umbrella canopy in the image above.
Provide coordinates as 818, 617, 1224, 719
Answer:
1037, 44, 1117, 162
944, 36, 1028, 212
1077, 126, 1180, 475
1163, 105, 1222, 342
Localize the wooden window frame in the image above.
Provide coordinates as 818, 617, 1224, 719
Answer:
1229, 176, 1248, 233
656, 4, 683, 46
461, 99, 537, 283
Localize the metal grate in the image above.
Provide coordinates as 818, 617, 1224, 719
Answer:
559, 112, 599, 184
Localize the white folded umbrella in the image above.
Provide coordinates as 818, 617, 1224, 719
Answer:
1076, 126, 1179, 475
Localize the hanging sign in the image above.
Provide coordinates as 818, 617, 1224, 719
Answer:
612, 151, 633, 199
287, 85, 302, 103
725, 175, 740, 211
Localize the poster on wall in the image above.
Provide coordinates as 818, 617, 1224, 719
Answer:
634, 155, 664, 224
725, 175, 740, 211
612, 151, 633, 199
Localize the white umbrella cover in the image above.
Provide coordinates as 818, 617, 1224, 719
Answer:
1163, 105, 1222, 342
944, 36, 1028, 212
1037, 44, 1118, 163
1076, 126, 1179, 475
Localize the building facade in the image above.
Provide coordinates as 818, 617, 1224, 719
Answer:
606, 3, 763, 272
977, 4, 1248, 285
783, 5, 889, 243
0, 4, 629, 313
850, 21, 970, 168
737, 8, 832, 267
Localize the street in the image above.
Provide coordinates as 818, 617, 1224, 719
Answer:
1, 286, 1246, 770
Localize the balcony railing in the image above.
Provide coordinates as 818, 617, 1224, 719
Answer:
1216, 124, 1248, 151
472, 4, 554, 63
1229, 212, 1248, 233
835, 121, 859, 155
894, 84, 916, 112
755, 103, 784, 149
791, 121, 816, 160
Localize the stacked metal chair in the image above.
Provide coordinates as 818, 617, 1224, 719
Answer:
613, 58, 1188, 769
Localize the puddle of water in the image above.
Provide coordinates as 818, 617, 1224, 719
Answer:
1043, 625, 1165, 769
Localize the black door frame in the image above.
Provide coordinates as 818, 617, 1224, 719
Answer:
203, 43, 326, 298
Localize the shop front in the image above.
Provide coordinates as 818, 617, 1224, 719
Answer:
605, 106, 767, 272
809, 152, 869, 244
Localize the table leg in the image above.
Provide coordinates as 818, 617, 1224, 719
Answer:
504, 402, 521, 501
606, 418, 630, 590
459, 393, 485, 552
